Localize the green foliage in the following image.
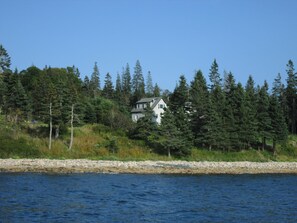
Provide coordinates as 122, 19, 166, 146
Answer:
0, 44, 11, 73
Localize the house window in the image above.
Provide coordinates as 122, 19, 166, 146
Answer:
158, 104, 164, 109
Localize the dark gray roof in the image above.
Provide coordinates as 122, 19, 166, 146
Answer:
136, 97, 159, 103
131, 97, 163, 113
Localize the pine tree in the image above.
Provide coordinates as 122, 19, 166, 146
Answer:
153, 83, 161, 97
256, 82, 272, 150
131, 60, 145, 104
209, 59, 221, 90
115, 73, 122, 103
169, 75, 188, 113
146, 71, 154, 97
269, 95, 288, 154
90, 62, 100, 98
272, 73, 288, 130
285, 60, 297, 134
244, 75, 258, 148
0, 44, 11, 73
204, 97, 224, 150
122, 64, 132, 107
0, 74, 6, 109
157, 108, 189, 157
102, 72, 114, 99
189, 70, 209, 147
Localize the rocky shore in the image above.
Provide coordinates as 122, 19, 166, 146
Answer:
1, 159, 297, 174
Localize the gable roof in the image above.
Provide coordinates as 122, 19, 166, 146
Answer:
131, 97, 164, 113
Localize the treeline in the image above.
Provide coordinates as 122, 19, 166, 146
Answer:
0, 45, 160, 141
0, 44, 296, 157
132, 59, 296, 157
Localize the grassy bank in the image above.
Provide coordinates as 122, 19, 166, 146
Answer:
0, 118, 297, 161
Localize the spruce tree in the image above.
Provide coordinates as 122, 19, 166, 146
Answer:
209, 59, 221, 90
90, 62, 100, 98
269, 95, 288, 154
189, 70, 209, 147
146, 71, 154, 97
122, 63, 131, 107
285, 60, 297, 134
0, 44, 11, 73
169, 75, 188, 113
244, 75, 258, 148
102, 72, 114, 99
256, 82, 272, 150
131, 60, 145, 104
115, 73, 122, 103
157, 108, 189, 157
153, 83, 161, 97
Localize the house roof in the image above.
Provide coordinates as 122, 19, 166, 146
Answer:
131, 97, 164, 113
136, 97, 158, 103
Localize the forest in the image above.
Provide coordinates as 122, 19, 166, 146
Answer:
0, 44, 296, 159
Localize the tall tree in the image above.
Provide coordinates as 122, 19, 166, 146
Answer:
269, 95, 288, 154
102, 72, 114, 99
169, 75, 188, 113
285, 60, 297, 134
146, 71, 154, 97
189, 70, 209, 147
90, 62, 100, 98
157, 108, 189, 157
209, 59, 221, 90
131, 60, 145, 103
153, 83, 161, 97
115, 73, 122, 102
243, 75, 258, 148
256, 82, 272, 150
122, 63, 132, 107
0, 44, 11, 73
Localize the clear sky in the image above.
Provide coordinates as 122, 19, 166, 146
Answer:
1, 0, 297, 91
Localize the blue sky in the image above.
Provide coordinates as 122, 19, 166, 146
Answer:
1, 0, 297, 91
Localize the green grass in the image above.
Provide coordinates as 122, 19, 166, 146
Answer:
0, 117, 297, 161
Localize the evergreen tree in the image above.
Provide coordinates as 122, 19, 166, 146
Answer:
169, 75, 188, 113
285, 60, 297, 134
204, 97, 224, 150
0, 74, 5, 108
131, 60, 145, 103
90, 62, 100, 98
146, 71, 154, 97
209, 59, 221, 90
153, 83, 161, 97
102, 72, 114, 99
3, 70, 29, 122
82, 76, 91, 96
122, 64, 132, 107
0, 44, 11, 73
272, 73, 288, 130
256, 82, 272, 150
189, 70, 209, 147
156, 108, 189, 157
130, 106, 157, 141
269, 95, 288, 154
115, 73, 122, 102
243, 75, 258, 148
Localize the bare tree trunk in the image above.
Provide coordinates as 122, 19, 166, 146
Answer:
167, 148, 171, 158
273, 140, 276, 156
55, 126, 59, 139
68, 104, 74, 150
49, 102, 52, 150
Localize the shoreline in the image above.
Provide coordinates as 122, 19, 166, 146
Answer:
1, 159, 297, 174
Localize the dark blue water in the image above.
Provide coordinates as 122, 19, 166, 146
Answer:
0, 174, 297, 223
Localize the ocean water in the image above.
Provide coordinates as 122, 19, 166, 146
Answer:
0, 173, 296, 222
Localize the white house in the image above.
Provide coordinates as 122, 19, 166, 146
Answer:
131, 97, 167, 124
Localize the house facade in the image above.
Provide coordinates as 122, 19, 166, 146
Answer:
131, 97, 167, 124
